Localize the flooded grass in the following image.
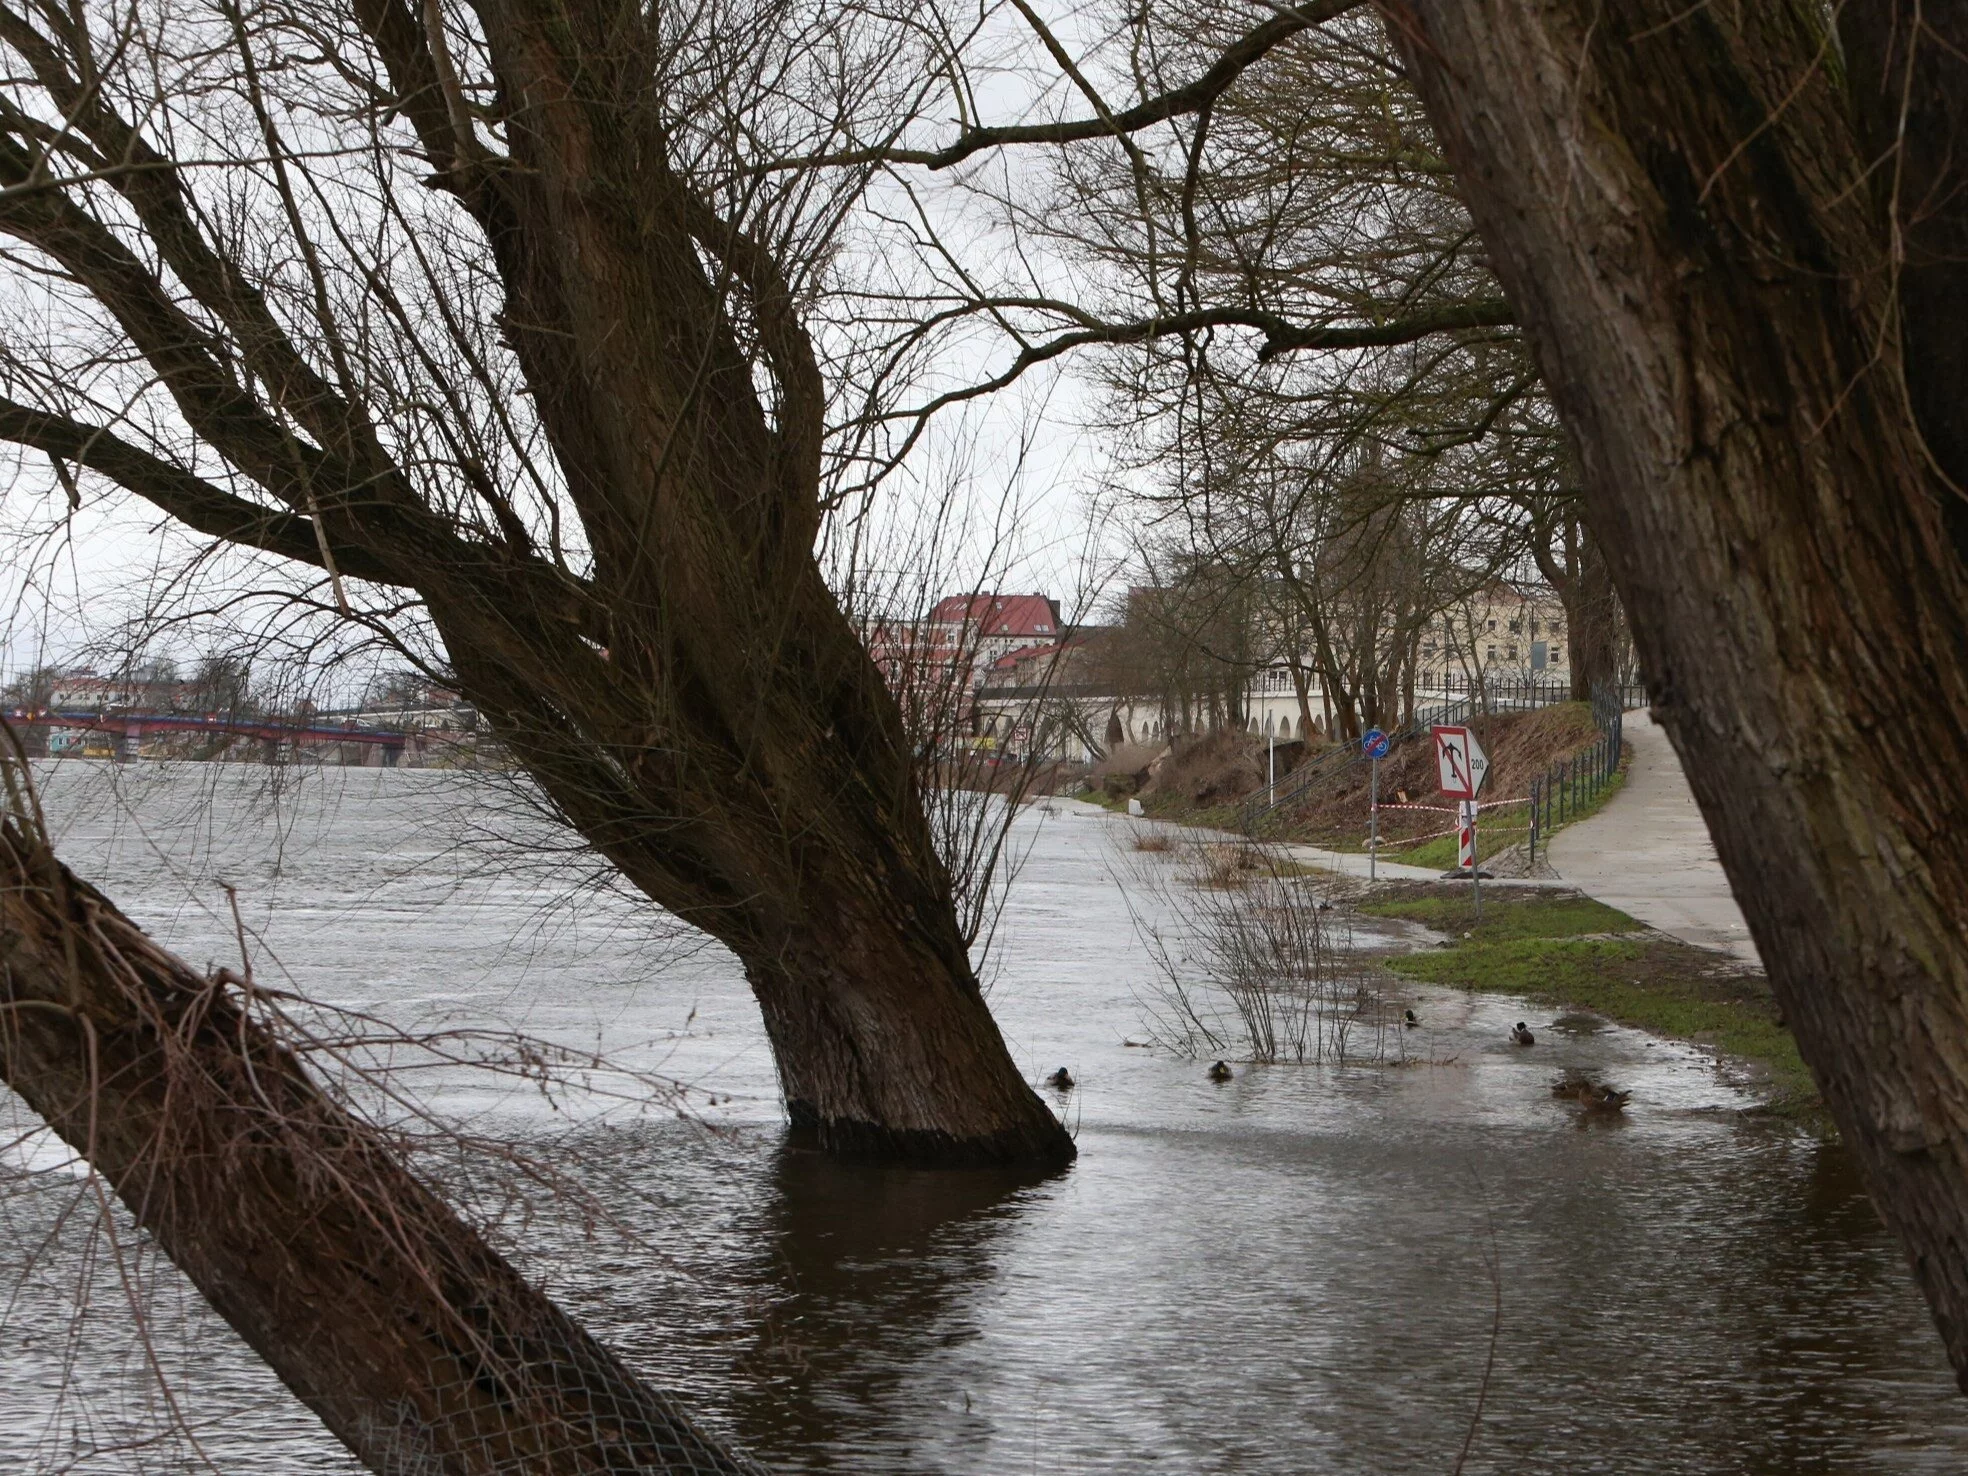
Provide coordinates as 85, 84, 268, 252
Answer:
1359, 886, 1642, 940
1363, 885, 1820, 1115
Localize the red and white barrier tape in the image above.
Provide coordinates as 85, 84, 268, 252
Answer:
1375, 796, 1529, 814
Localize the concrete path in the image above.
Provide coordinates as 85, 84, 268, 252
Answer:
1275, 841, 1453, 885
1544, 710, 1763, 966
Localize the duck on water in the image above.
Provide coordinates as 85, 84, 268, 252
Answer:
1553, 1072, 1632, 1113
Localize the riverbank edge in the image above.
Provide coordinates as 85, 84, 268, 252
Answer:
1075, 764, 1628, 871
1053, 797, 1820, 1123
1354, 885, 1824, 1123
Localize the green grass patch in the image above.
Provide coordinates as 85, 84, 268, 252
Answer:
1136, 792, 1244, 832
1380, 821, 1530, 872
1360, 886, 1643, 941
1535, 763, 1629, 832
1366, 884, 1818, 1116
1361, 885, 1637, 940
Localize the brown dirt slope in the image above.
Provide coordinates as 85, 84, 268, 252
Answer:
1280, 703, 1599, 847
1140, 730, 1318, 809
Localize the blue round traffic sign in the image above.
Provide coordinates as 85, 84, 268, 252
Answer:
1362, 728, 1390, 759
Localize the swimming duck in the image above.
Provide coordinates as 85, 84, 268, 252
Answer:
1510, 1022, 1536, 1046
1046, 1067, 1074, 1091
1403, 1009, 1420, 1029
1207, 1060, 1233, 1083
1550, 1072, 1630, 1111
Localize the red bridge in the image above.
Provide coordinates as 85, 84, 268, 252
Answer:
6, 708, 418, 763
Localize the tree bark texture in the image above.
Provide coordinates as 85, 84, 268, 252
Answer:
0, 806, 769, 1475
1390, 0, 1968, 1381
0, 6, 1070, 1164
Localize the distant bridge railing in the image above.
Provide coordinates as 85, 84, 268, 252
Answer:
6, 708, 413, 748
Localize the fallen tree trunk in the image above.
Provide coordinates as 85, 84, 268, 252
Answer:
0, 790, 768, 1474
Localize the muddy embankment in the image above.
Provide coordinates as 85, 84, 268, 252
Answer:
1091, 705, 1607, 854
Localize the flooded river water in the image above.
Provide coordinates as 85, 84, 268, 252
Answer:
3, 763, 1964, 1473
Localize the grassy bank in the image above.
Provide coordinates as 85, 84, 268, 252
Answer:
1360, 885, 1818, 1115
1073, 786, 1243, 830
1135, 792, 1245, 831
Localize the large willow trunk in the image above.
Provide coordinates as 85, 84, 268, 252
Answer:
0, 801, 768, 1475
0, 4, 1070, 1164
1393, 1, 1968, 1381
356, 0, 1072, 1168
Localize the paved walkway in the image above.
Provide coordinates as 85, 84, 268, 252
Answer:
1275, 842, 1452, 885
1544, 710, 1763, 966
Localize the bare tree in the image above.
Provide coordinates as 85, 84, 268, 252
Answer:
873, 1, 1624, 711
0, 2, 1067, 1162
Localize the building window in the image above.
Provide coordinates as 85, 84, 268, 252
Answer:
1508, 619, 1521, 633
1486, 645, 1497, 661
1487, 619, 1497, 631
1552, 647, 1563, 663
1508, 644, 1518, 660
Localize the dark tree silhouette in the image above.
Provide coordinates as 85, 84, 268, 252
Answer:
0, 2, 1069, 1164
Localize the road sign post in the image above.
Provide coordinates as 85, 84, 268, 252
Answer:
1432, 724, 1490, 916
1370, 756, 1379, 881
1459, 798, 1482, 919
1362, 728, 1390, 881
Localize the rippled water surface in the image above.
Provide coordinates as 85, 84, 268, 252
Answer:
2, 762, 1963, 1473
